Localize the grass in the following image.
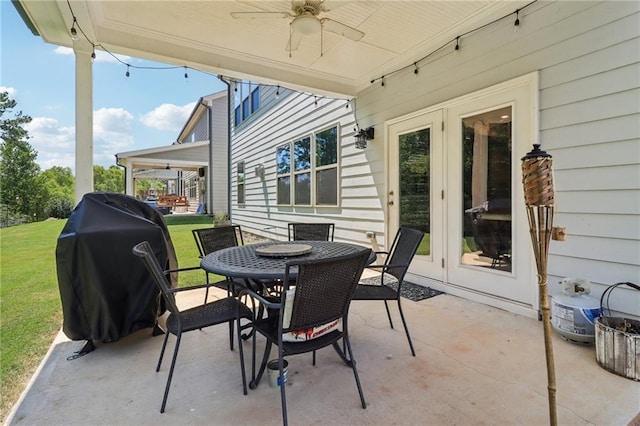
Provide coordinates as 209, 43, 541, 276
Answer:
0, 217, 218, 422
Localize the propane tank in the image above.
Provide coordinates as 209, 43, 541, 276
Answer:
550, 278, 601, 344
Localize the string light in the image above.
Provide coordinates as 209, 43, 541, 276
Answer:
184, 66, 188, 79
381, 76, 385, 87
314, 96, 318, 106
125, 65, 130, 77
369, 0, 538, 86
91, 47, 96, 62
70, 17, 78, 40
275, 85, 280, 99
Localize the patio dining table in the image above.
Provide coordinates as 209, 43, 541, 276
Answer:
200, 240, 375, 283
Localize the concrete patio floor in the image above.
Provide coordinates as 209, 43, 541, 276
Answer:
6, 288, 640, 425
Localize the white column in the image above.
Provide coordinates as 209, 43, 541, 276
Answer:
125, 164, 135, 196
74, 41, 94, 204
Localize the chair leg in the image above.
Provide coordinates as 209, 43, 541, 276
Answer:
383, 300, 395, 329
342, 332, 367, 409
228, 320, 234, 351
237, 317, 248, 395
203, 272, 210, 303
396, 299, 416, 356
160, 333, 182, 413
156, 331, 170, 372
278, 354, 289, 426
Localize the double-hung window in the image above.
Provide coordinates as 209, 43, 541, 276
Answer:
276, 125, 339, 206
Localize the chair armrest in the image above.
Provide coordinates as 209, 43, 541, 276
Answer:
237, 288, 282, 310
164, 265, 202, 274
166, 282, 213, 294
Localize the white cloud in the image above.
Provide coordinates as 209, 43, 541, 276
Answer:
0, 86, 17, 98
54, 46, 73, 56
140, 102, 195, 132
25, 117, 76, 170
25, 108, 135, 171
93, 107, 135, 159
54, 46, 130, 63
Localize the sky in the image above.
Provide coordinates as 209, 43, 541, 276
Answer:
0, 1, 227, 172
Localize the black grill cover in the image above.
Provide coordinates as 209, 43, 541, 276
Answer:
56, 192, 177, 342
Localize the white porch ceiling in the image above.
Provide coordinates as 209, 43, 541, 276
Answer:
18, 0, 530, 97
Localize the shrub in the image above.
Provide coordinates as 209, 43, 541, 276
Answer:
44, 196, 74, 219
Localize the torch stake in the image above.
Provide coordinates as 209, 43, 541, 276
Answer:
522, 145, 557, 426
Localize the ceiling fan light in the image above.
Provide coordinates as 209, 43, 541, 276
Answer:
292, 16, 321, 35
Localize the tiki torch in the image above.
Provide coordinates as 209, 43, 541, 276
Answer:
521, 144, 557, 426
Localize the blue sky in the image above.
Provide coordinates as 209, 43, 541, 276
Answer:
0, 1, 227, 172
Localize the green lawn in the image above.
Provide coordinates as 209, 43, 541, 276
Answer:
0, 218, 216, 421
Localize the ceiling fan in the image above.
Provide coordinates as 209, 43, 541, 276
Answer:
231, 0, 364, 53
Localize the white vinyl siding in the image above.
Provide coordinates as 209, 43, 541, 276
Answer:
230, 1, 639, 316
353, 1, 640, 315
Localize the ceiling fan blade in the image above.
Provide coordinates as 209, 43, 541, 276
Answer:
231, 11, 291, 19
285, 30, 305, 52
321, 18, 364, 42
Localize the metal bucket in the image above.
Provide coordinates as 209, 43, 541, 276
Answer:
267, 359, 288, 388
595, 316, 640, 381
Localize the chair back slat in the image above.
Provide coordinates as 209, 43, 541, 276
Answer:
132, 241, 180, 316
385, 227, 424, 282
192, 225, 243, 257
283, 249, 370, 331
288, 223, 335, 241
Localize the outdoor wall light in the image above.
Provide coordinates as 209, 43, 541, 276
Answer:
255, 163, 265, 179
355, 127, 374, 149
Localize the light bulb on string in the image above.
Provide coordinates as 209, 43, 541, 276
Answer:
454, 37, 460, 54
70, 17, 79, 40
381, 76, 385, 87
414, 63, 419, 75
125, 65, 130, 78
276, 85, 280, 99
91, 47, 96, 62
514, 9, 520, 32
184, 66, 188, 80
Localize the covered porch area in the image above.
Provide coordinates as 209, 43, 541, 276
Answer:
7, 287, 638, 425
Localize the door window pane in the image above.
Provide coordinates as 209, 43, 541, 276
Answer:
461, 106, 512, 271
399, 129, 430, 255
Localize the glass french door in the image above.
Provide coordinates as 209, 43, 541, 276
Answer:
387, 110, 444, 282
388, 74, 536, 307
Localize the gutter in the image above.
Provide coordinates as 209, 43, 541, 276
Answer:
114, 155, 127, 194
218, 76, 232, 219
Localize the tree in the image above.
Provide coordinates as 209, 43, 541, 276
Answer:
41, 166, 75, 202
0, 92, 49, 221
94, 165, 124, 193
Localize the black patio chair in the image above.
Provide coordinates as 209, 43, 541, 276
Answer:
132, 241, 252, 413
238, 249, 371, 426
192, 225, 245, 301
351, 227, 424, 356
288, 222, 335, 241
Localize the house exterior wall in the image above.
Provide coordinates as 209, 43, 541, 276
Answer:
210, 95, 229, 214
353, 1, 640, 315
230, 1, 639, 316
